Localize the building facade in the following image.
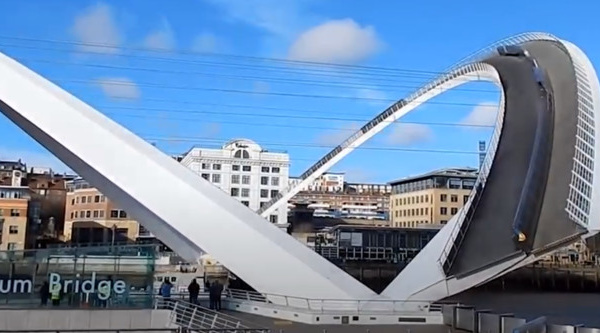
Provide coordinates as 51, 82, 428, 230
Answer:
289, 173, 391, 220
388, 167, 478, 228
63, 178, 139, 244
179, 139, 290, 225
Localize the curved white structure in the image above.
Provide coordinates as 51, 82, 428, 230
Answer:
0, 32, 598, 308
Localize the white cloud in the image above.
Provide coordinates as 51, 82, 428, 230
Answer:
0, 148, 72, 174
315, 122, 360, 146
96, 77, 141, 100
461, 102, 499, 127
71, 2, 122, 54
288, 19, 382, 63
386, 123, 433, 146
143, 20, 176, 51
192, 32, 220, 53
355, 88, 389, 106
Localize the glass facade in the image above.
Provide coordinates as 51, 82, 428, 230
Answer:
0, 244, 156, 308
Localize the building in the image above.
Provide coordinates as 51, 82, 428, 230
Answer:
179, 139, 290, 225
63, 178, 140, 244
0, 160, 40, 250
289, 172, 391, 220
388, 167, 478, 228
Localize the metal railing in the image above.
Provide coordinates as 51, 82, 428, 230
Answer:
225, 288, 449, 314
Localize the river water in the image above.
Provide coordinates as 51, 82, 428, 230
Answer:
450, 290, 600, 327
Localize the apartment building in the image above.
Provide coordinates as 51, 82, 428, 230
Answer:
63, 178, 139, 244
388, 167, 478, 228
179, 138, 290, 225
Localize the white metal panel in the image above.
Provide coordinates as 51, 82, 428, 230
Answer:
0, 52, 376, 300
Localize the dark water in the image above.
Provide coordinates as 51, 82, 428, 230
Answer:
450, 290, 600, 327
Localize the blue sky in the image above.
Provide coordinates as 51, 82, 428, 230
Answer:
0, 0, 598, 183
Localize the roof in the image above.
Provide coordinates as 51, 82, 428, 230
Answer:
388, 167, 478, 185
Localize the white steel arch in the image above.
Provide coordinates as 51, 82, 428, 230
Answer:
0, 32, 597, 306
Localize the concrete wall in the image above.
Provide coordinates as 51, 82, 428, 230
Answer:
0, 309, 173, 331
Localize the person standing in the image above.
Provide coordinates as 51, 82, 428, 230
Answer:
40, 281, 49, 306
187, 279, 200, 305
208, 280, 216, 310
159, 280, 172, 309
213, 281, 223, 311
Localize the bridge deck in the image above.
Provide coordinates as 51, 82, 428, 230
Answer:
448, 55, 543, 277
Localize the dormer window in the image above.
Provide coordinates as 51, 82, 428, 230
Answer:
234, 149, 250, 159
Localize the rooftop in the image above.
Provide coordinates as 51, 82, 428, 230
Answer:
388, 167, 478, 186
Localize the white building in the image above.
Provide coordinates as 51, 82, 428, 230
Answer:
179, 139, 290, 226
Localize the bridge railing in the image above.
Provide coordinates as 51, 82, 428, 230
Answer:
225, 288, 449, 314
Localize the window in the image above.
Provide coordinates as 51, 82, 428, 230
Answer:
76, 197, 80, 204
80, 210, 85, 218
234, 150, 250, 159
242, 166, 251, 172
451, 195, 458, 202
211, 174, 221, 183
242, 175, 251, 185
7, 243, 16, 250
260, 202, 268, 208
93, 210, 99, 218
101, 195, 106, 202
231, 188, 239, 196
212, 164, 221, 170
260, 189, 269, 198
271, 177, 279, 186
99, 210, 105, 218
269, 215, 278, 223
451, 207, 458, 215
74, 211, 78, 218
272, 167, 280, 173
201, 174, 209, 180
87, 196, 92, 203
86, 210, 91, 218
232, 165, 240, 171
241, 188, 250, 197
463, 195, 469, 204
71, 199, 75, 205
270, 190, 279, 198
81, 196, 87, 204
241, 201, 250, 206
231, 175, 240, 184
440, 207, 447, 215
70, 212, 74, 219
261, 177, 269, 185
119, 211, 127, 218
440, 194, 447, 202
261, 167, 270, 173
110, 210, 119, 218
10, 209, 19, 217
441, 220, 448, 224
94, 195, 101, 203
201, 163, 210, 170
9, 226, 18, 234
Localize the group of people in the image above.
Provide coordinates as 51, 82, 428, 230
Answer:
158, 278, 225, 311
186, 279, 224, 311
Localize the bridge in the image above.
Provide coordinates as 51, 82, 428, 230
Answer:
0, 32, 598, 321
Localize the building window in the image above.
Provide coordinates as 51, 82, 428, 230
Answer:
86, 210, 91, 218
70, 212, 74, 219
101, 195, 106, 202
232, 165, 240, 171
260, 189, 269, 198
234, 150, 250, 159
211, 174, 221, 183
440, 194, 447, 202
260, 177, 269, 185
231, 175, 240, 184
242, 175, 251, 185
242, 165, 251, 172
451, 207, 458, 215
7, 243, 16, 250
10, 209, 19, 217
212, 164, 221, 170
201, 163, 210, 170
440, 207, 447, 215
80, 210, 85, 218
71, 199, 75, 205
93, 210, 99, 218
463, 195, 469, 204
81, 196, 87, 204
74, 211, 78, 218
260, 202, 268, 208
231, 188, 239, 196
425, 207, 429, 215
99, 210, 105, 218
87, 196, 92, 203
441, 220, 448, 224
261, 167, 270, 173
270, 190, 279, 197
272, 167, 280, 173
119, 211, 127, 218
201, 173, 209, 180
271, 177, 279, 186
241, 188, 250, 197
110, 210, 119, 218
75, 197, 80, 204
269, 215, 278, 223
94, 195, 101, 203
241, 201, 250, 206
9, 226, 18, 234
451, 195, 458, 203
